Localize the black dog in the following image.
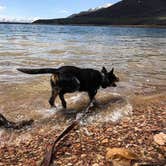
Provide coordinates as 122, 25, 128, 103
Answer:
17, 66, 119, 109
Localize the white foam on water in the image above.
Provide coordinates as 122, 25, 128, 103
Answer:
67, 93, 83, 103
35, 107, 59, 118
76, 112, 84, 120
32, 93, 84, 119
110, 92, 121, 96
84, 102, 133, 124
108, 103, 133, 122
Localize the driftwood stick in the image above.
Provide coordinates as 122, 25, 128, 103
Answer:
0, 113, 34, 129
41, 100, 93, 166
133, 161, 166, 166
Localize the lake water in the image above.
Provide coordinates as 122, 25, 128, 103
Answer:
0, 24, 166, 123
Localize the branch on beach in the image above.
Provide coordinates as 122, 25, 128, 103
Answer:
41, 101, 93, 166
0, 113, 34, 129
133, 161, 166, 166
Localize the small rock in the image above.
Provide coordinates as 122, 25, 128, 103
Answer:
82, 127, 93, 136
92, 163, 99, 166
36, 158, 44, 166
81, 154, 87, 158
153, 132, 166, 145
65, 152, 71, 156
134, 127, 140, 131
55, 161, 62, 165
101, 138, 109, 144
138, 139, 142, 144
75, 160, 83, 166
122, 117, 130, 123
106, 128, 113, 132
96, 154, 104, 160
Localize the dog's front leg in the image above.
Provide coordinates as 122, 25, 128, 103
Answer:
59, 92, 67, 109
92, 97, 99, 106
88, 90, 97, 105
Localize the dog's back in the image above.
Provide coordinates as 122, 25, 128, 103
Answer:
57, 66, 102, 91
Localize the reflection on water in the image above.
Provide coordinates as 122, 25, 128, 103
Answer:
0, 24, 166, 125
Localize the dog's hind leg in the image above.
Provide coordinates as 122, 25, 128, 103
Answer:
49, 88, 59, 108
49, 75, 59, 107
59, 91, 67, 109
57, 76, 80, 109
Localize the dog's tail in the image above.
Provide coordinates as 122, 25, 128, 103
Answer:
17, 68, 59, 74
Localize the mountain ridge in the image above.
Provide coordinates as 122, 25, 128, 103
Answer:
33, 0, 166, 26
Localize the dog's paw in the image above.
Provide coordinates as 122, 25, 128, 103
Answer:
50, 105, 57, 109
91, 101, 101, 108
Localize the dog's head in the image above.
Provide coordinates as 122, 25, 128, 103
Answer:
101, 67, 119, 88
108, 67, 119, 87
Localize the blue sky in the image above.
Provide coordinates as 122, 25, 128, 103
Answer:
0, 0, 120, 21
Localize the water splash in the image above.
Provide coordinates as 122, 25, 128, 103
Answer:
35, 107, 58, 118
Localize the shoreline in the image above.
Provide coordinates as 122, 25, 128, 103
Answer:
0, 92, 165, 165
1, 22, 166, 29
32, 23, 166, 29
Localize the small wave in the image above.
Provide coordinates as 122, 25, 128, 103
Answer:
82, 103, 132, 124
48, 49, 66, 55
34, 107, 58, 118
80, 96, 133, 124
105, 103, 133, 122
67, 93, 83, 103
0, 51, 25, 56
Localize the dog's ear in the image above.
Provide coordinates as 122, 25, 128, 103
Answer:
110, 68, 114, 74
101, 66, 107, 74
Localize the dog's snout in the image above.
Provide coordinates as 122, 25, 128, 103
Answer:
112, 82, 117, 87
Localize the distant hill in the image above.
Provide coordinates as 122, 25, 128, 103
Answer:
33, 0, 166, 26
0, 22, 30, 24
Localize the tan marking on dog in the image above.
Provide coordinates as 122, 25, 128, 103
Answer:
51, 74, 59, 84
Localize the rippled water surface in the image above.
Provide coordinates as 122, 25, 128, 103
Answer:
0, 24, 166, 123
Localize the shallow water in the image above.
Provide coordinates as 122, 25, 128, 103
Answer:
0, 24, 166, 87
0, 24, 166, 133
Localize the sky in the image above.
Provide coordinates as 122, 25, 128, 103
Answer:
0, 0, 120, 22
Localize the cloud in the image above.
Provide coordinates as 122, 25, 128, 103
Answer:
0, 5, 6, 12
0, 16, 41, 23
59, 10, 69, 14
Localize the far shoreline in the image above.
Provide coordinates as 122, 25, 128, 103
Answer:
0, 22, 30, 25
1, 21, 166, 29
